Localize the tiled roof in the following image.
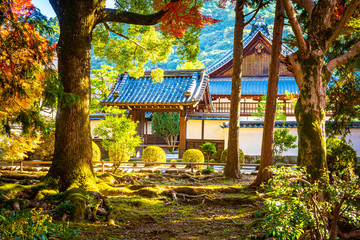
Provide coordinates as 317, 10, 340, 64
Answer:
209, 77, 299, 95
89, 112, 152, 120
206, 19, 294, 75
103, 69, 210, 107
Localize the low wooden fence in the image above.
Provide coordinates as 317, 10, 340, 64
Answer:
0, 160, 295, 173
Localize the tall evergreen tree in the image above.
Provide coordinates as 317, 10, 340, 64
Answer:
225, 0, 268, 178
251, 0, 285, 187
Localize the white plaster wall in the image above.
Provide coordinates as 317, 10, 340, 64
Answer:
224, 127, 299, 156
186, 120, 227, 140
90, 120, 102, 136
186, 120, 202, 139
204, 120, 227, 140
345, 128, 360, 157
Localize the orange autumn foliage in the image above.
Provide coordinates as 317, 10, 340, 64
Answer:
153, 0, 220, 38
0, 0, 55, 120
0, 131, 41, 161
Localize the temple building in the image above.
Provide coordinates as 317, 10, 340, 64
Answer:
91, 18, 360, 160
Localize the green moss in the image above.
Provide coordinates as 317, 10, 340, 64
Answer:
98, 173, 117, 185
295, 96, 327, 181
62, 188, 88, 220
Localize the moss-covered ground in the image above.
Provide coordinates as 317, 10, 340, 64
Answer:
0, 170, 263, 239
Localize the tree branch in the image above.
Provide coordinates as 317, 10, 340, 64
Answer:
326, 0, 360, 49
291, 0, 314, 15
282, 0, 307, 53
102, 23, 150, 50
327, 40, 360, 73
244, 2, 267, 26
97, 8, 166, 25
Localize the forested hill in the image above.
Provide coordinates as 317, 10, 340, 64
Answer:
45, 2, 292, 70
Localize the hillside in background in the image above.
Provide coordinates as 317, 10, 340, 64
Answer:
44, 2, 292, 70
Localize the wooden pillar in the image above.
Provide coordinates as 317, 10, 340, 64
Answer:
201, 119, 205, 141
130, 110, 145, 157
283, 99, 287, 116
145, 118, 148, 144
178, 110, 187, 158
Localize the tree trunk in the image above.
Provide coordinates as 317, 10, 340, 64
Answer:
251, 0, 284, 187
224, 1, 244, 179
286, 52, 328, 181
45, 0, 104, 190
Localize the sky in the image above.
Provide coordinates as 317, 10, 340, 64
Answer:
32, 0, 116, 18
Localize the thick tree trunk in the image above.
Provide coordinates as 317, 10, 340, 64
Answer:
287, 52, 328, 181
224, 1, 244, 179
46, 0, 104, 190
251, 0, 284, 187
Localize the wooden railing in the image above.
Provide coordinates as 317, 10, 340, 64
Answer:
212, 102, 296, 116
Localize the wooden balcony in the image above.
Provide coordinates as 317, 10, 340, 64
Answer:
211, 102, 295, 116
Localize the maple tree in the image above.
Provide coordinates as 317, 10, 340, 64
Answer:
0, 131, 40, 162
0, 0, 55, 134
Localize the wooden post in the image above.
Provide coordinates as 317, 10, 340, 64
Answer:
283, 99, 287, 115
145, 118, 148, 144
101, 161, 104, 173
20, 161, 23, 172
178, 110, 187, 158
201, 119, 205, 141
131, 110, 145, 157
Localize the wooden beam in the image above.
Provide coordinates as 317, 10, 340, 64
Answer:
178, 110, 187, 159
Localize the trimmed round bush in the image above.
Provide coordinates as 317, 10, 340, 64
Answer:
326, 138, 357, 178
220, 148, 244, 163
182, 149, 204, 169
142, 146, 166, 164
92, 142, 101, 161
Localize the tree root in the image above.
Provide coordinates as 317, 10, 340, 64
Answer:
162, 189, 257, 206
339, 229, 360, 240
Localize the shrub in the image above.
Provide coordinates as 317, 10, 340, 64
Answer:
92, 142, 101, 161
326, 138, 357, 178
220, 148, 244, 163
0, 208, 78, 239
169, 159, 178, 167
257, 167, 360, 239
93, 114, 141, 173
142, 146, 166, 164
182, 149, 204, 169
202, 166, 214, 174
201, 142, 217, 166
56, 200, 76, 215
